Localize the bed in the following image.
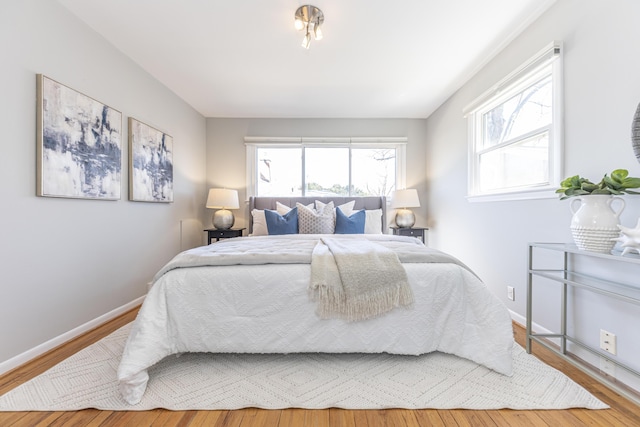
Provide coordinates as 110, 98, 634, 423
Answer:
117, 196, 515, 405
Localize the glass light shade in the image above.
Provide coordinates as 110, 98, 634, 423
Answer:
294, 5, 323, 49
206, 188, 239, 209
390, 189, 420, 209
302, 32, 311, 49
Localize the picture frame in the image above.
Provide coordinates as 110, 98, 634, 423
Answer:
128, 117, 174, 203
36, 74, 122, 200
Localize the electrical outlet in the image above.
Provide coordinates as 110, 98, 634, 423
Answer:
599, 329, 617, 355
599, 357, 616, 378
507, 286, 515, 301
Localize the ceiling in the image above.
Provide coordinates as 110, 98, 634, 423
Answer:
57, 0, 556, 119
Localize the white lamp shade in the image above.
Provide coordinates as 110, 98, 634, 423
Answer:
390, 189, 420, 208
206, 188, 239, 209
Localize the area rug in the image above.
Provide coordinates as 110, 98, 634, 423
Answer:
0, 323, 608, 411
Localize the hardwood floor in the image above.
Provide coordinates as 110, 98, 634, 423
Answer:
1, 307, 639, 426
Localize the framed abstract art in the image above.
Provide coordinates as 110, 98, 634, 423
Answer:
36, 74, 122, 200
128, 118, 174, 203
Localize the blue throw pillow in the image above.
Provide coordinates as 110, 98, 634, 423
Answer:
334, 208, 365, 234
264, 207, 298, 235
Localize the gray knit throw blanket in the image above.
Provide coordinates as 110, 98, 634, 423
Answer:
310, 237, 414, 321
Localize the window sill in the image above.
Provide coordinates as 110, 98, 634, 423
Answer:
467, 188, 558, 203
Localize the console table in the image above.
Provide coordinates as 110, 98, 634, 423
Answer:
527, 242, 640, 405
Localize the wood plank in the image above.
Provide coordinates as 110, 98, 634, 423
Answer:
303, 409, 331, 427
351, 409, 369, 427
0, 412, 29, 427
388, 409, 421, 427
534, 409, 588, 426
237, 408, 280, 427
278, 409, 306, 427
435, 409, 461, 426
328, 408, 356, 427
364, 409, 389, 427
43, 411, 90, 426
412, 409, 447, 426
3, 412, 57, 427
96, 409, 162, 426
80, 409, 114, 427
33, 412, 65, 426
448, 409, 497, 427
489, 410, 550, 427
572, 406, 640, 427
188, 410, 226, 427
214, 409, 245, 427
361, 408, 421, 427
148, 409, 196, 426
254, 409, 281, 427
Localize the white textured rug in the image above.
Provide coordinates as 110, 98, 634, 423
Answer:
0, 324, 608, 411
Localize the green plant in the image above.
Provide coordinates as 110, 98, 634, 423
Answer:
556, 169, 640, 199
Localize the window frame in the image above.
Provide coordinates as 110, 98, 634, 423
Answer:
245, 137, 407, 199
464, 41, 563, 202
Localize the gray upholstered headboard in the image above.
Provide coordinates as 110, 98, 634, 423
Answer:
248, 196, 387, 234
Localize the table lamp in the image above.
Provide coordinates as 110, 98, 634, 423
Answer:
390, 189, 420, 228
206, 188, 239, 230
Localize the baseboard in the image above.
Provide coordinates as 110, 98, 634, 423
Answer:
508, 309, 525, 327
508, 309, 554, 334
0, 296, 145, 376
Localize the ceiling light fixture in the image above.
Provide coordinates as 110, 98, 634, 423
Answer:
294, 5, 324, 49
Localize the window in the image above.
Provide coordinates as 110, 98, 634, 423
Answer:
256, 146, 301, 196
351, 147, 397, 196
465, 42, 563, 201
245, 138, 406, 198
305, 147, 349, 195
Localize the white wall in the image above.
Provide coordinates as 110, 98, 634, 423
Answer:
426, 0, 640, 389
0, 0, 207, 368
206, 118, 429, 230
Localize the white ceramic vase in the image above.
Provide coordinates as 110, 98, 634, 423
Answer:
570, 195, 625, 253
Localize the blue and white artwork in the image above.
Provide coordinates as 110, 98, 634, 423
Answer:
37, 75, 122, 199
129, 118, 173, 202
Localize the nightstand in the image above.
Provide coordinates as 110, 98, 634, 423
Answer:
204, 228, 245, 244
390, 226, 428, 244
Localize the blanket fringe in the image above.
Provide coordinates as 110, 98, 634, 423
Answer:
311, 281, 414, 322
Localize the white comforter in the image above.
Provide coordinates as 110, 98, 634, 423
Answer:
118, 235, 514, 405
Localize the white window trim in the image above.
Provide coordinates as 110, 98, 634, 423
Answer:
244, 137, 407, 199
464, 41, 563, 202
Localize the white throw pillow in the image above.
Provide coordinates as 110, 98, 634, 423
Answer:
297, 202, 335, 234
352, 209, 383, 234
250, 209, 268, 236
